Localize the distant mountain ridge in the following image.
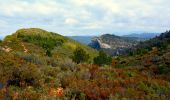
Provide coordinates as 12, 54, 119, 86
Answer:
123, 33, 160, 39
68, 36, 94, 45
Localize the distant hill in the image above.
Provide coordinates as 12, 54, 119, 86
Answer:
68, 36, 94, 45
88, 33, 163, 56
123, 33, 160, 39
88, 34, 139, 56
128, 31, 170, 55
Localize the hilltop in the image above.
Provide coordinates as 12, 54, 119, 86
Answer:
1, 28, 97, 61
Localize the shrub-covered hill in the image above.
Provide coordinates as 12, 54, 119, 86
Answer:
1, 28, 97, 61
0, 28, 98, 99
0, 29, 170, 99
128, 30, 170, 56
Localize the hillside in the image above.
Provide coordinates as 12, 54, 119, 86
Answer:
0, 29, 170, 99
89, 34, 139, 56
127, 30, 170, 56
1, 28, 97, 61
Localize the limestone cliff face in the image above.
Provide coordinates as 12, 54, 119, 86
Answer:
88, 34, 138, 56
88, 38, 111, 49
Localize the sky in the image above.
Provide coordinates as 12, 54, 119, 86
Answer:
0, 0, 170, 37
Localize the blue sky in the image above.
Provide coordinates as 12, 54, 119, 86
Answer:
0, 0, 170, 37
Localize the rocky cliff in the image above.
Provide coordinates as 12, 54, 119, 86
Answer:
88, 34, 139, 56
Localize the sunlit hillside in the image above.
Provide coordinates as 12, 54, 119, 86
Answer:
0, 29, 170, 99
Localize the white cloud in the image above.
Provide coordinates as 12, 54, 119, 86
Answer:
0, 0, 170, 36
0, 0, 60, 16
65, 18, 78, 25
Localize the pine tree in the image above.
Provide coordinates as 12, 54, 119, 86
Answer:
93, 51, 112, 66
72, 47, 89, 64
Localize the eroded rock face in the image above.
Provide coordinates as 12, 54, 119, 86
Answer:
88, 34, 138, 56
88, 38, 101, 49
97, 39, 111, 49
88, 38, 111, 50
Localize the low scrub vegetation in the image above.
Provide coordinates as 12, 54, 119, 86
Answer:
0, 29, 170, 99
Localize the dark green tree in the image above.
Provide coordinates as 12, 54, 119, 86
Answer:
72, 47, 89, 64
93, 51, 112, 66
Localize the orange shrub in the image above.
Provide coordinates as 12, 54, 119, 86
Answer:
13, 92, 19, 100
49, 87, 64, 97
56, 87, 64, 97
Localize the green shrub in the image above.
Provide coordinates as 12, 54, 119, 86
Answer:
126, 71, 136, 77
13, 64, 43, 86
15, 52, 45, 65
43, 67, 60, 77
115, 64, 126, 68
58, 59, 76, 71
132, 48, 149, 56
158, 64, 170, 74
72, 47, 89, 64
93, 51, 112, 66
17, 32, 64, 57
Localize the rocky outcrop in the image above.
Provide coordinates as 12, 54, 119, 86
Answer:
88, 37, 111, 49
88, 34, 139, 56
